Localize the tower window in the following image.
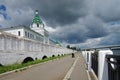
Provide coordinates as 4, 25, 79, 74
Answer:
18, 31, 20, 36
28, 32, 29, 38
37, 24, 39, 27
25, 31, 27, 37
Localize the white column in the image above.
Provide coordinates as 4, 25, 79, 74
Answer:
98, 50, 113, 80
88, 52, 91, 71
0, 36, 4, 50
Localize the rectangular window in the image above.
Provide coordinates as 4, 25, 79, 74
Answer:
28, 32, 29, 38
30, 34, 32, 38
18, 31, 20, 36
37, 24, 39, 27
25, 31, 27, 37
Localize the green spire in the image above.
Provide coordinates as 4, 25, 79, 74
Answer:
32, 10, 43, 25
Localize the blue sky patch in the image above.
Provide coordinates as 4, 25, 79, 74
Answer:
0, 4, 11, 20
109, 20, 120, 25
0, 24, 2, 27
0, 4, 6, 11
2, 13, 11, 20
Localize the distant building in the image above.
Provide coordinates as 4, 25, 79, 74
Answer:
0, 10, 50, 44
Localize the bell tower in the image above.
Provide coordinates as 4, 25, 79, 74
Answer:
30, 10, 49, 44
30, 10, 44, 35
32, 10, 43, 28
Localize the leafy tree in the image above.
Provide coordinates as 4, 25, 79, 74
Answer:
67, 45, 71, 49
70, 47, 77, 50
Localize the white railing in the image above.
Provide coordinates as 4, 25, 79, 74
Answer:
82, 46, 120, 80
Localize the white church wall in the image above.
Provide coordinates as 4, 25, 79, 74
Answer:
31, 26, 44, 36
24, 28, 44, 42
4, 28, 24, 37
0, 31, 73, 65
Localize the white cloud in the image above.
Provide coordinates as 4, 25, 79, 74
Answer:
77, 37, 103, 48
45, 26, 56, 32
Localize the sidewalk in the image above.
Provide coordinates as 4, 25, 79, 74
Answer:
65, 53, 89, 80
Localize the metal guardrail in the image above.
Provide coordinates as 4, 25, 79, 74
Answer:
91, 52, 98, 77
82, 45, 120, 80
106, 55, 120, 80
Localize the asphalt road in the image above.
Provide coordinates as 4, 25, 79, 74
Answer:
0, 56, 76, 80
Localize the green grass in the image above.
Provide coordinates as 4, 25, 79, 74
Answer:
0, 54, 69, 74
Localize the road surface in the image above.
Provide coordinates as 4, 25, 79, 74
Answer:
0, 53, 89, 80
0, 56, 76, 80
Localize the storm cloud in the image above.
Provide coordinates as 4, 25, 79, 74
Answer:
0, 0, 120, 48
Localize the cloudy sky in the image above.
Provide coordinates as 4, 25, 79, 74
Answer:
0, 0, 120, 48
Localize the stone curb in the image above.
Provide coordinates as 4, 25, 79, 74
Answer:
86, 70, 91, 80
91, 69, 98, 80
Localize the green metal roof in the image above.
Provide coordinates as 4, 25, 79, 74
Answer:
50, 38, 61, 46
32, 10, 43, 24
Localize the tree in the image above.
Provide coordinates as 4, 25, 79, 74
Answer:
70, 47, 77, 50
67, 45, 70, 49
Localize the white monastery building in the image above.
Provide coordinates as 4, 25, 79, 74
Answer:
0, 10, 50, 44
0, 10, 73, 65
